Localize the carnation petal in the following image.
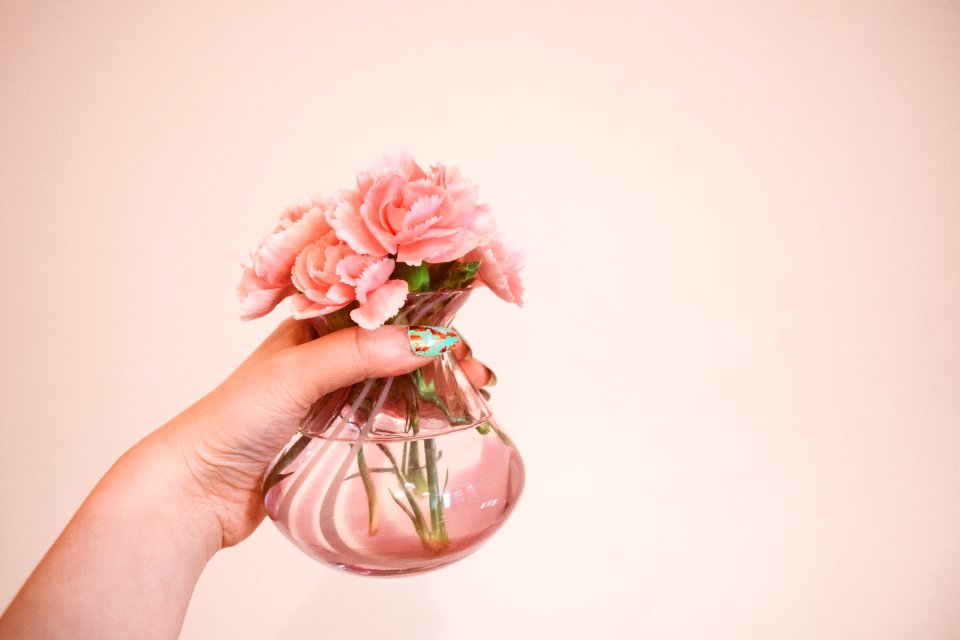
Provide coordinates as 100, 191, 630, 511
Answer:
393, 214, 442, 246
238, 265, 296, 320
327, 282, 355, 304
472, 232, 525, 305
398, 229, 480, 265
254, 206, 330, 283
335, 254, 373, 286
239, 284, 295, 320
350, 279, 409, 330
290, 293, 349, 320
292, 235, 359, 310
403, 193, 444, 229
360, 175, 402, 254
354, 257, 396, 304
329, 200, 389, 256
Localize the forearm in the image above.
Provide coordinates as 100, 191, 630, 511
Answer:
0, 426, 221, 640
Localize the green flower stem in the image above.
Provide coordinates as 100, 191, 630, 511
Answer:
409, 369, 471, 426
344, 466, 400, 480
376, 443, 429, 540
424, 437, 448, 545
356, 448, 378, 536
363, 375, 451, 553
407, 373, 449, 551
404, 397, 426, 492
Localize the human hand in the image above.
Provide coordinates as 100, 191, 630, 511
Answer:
0, 319, 494, 639
155, 319, 493, 550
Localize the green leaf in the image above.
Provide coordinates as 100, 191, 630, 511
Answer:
394, 263, 432, 292
434, 260, 480, 291
262, 435, 311, 495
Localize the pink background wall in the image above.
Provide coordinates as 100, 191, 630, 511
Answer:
2, 1, 959, 637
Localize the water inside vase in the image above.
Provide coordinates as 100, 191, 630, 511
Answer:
264, 419, 523, 575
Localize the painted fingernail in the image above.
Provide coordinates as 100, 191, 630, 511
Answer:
485, 367, 498, 387
408, 325, 461, 357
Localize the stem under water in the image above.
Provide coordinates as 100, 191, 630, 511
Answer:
356, 448, 378, 535
409, 374, 449, 552
369, 375, 451, 553
376, 443, 429, 540
408, 369, 472, 426
424, 437, 448, 547
404, 397, 426, 493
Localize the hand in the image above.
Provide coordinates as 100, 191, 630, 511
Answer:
157, 319, 493, 549
0, 319, 494, 639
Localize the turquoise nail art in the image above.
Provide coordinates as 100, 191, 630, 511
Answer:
408, 325, 460, 357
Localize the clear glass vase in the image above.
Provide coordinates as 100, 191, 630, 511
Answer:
262, 290, 525, 576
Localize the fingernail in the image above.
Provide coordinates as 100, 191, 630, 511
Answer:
485, 366, 498, 387
408, 325, 461, 357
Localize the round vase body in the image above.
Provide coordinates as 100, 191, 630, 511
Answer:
262, 291, 525, 576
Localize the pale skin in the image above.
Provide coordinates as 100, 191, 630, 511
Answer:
0, 319, 492, 640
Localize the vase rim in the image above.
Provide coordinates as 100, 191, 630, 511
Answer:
403, 288, 473, 298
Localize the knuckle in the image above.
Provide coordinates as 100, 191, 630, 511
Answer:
350, 327, 376, 376
261, 349, 311, 410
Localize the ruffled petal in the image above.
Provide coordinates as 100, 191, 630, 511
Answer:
238, 264, 296, 320
254, 206, 330, 282
327, 282, 355, 304
476, 233, 525, 305
354, 257, 396, 304
335, 254, 373, 286
359, 175, 402, 253
328, 200, 389, 256
290, 293, 349, 319
350, 279, 409, 329
398, 229, 479, 266
393, 214, 442, 246
403, 193, 444, 229
291, 235, 358, 308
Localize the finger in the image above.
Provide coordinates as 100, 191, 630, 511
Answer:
458, 357, 493, 389
451, 331, 472, 361
239, 317, 319, 370
268, 325, 460, 410
448, 331, 495, 387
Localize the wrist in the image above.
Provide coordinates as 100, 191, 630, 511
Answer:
154, 401, 274, 548
106, 425, 225, 561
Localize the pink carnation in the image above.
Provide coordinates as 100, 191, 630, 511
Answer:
334, 253, 410, 330
327, 155, 494, 266
289, 230, 356, 319
469, 231, 525, 306
238, 199, 332, 320
289, 234, 410, 330
238, 155, 523, 328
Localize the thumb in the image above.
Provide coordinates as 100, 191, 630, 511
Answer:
267, 324, 461, 411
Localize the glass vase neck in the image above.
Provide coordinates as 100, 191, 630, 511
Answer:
299, 288, 487, 441
312, 289, 472, 335
388, 289, 471, 327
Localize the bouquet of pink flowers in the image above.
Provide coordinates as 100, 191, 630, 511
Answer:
238, 154, 523, 327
